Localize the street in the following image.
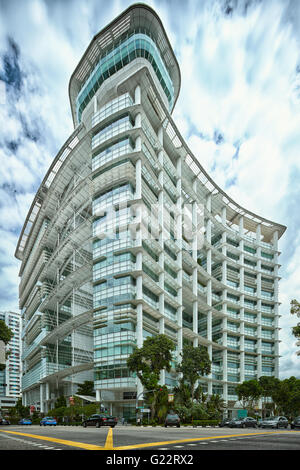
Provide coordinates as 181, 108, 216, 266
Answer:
0, 424, 299, 452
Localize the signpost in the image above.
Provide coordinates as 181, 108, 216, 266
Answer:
168, 394, 174, 403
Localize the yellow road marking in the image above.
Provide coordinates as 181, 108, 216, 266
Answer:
104, 427, 113, 449
0, 428, 296, 451
0, 429, 105, 450
113, 430, 297, 451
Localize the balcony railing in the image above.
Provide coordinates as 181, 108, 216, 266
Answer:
92, 93, 134, 128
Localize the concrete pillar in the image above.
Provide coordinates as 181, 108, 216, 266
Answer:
256, 224, 261, 243
158, 126, 163, 146
176, 156, 183, 360
135, 85, 141, 105
45, 382, 50, 413
93, 95, 98, 113
135, 158, 142, 199
222, 206, 227, 225
136, 251, 143, 349
239, 216, 244, 236
159, 318, 165, 385
222, 349, 228, 400
135, 112, 141, 128
272, 230, 278, 251
40, 384, 44, 413
192, 184, 198, 345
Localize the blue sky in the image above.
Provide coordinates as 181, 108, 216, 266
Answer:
0, 0, 299, 379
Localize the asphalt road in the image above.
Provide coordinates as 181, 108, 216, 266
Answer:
0, 424, 299, 454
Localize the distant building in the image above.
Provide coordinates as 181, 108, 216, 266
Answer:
0, 340, 5, 369
0, 311, 22, 411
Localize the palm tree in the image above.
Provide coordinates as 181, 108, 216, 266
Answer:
206, 394, 225, 418
173, 379, 192, 407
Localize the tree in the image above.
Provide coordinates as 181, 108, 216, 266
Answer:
77, 381, 95, 397
258, 376, 280, 418
194, 384, 208, 405
291, 299, 300, 356
0, 320, 13, 371
173, 378, 192, 407
173, 403, 208, 423
127, 334, 175, 419
0, 320, 14, 344
55, 395, 66, 408
153, 386, 170, 424
8, 398, 29, 420
176, 344, 211, 403
206, 394, 225, 419
236, 379, 262, 412
271, 376, 300, 417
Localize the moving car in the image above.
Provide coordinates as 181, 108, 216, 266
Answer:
164, 413, 180, 428
291, 416, 300, 429
18, 418, 32, 425
0, 418, 10, 425
229, 417, 257, 428
259, 416, 288, 429
82, 414, 117, 428
40, 417, 57, 426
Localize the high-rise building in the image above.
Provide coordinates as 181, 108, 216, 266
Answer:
0, 311, 22, 411
15, 4, 286, 418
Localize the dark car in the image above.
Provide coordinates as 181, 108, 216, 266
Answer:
259, 416, 288, 429
18, 418, 32, 425
164, 413, 180, 428
219, 418, 231, 427
291, 416, 300, 430
82, 414, 117, 428
0, 418, 10, 425
229, 417, 257, 428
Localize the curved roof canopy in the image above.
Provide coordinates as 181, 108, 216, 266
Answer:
68, 3, 181, 127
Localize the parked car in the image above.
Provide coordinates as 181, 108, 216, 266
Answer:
164, 413, 180, 428
40, 417, 57, 426
291, 416, 300, 429
18, 418, 32, 425
229, 417, 258, 428
219, 418, 231, 427
259, 416, 288, 429
0, 418, 10, 425
82, 414, 117, 428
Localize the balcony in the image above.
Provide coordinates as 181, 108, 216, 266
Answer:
92, 141, 134, 173
92, 93, 134, 128
91, 117, 133, 151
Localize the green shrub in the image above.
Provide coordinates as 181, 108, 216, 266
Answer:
7, 418, 19, 425
189, 419, 219, 427
149, 418, 158, 426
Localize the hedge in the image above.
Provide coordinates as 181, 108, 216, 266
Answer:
187, 420, 219, 427
136, 419, 219, 427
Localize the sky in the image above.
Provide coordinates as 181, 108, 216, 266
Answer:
0, 0, 299, 379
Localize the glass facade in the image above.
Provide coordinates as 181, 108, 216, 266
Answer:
76, 33, 175, 122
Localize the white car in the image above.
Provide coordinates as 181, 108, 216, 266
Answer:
259, 416, 288, 429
